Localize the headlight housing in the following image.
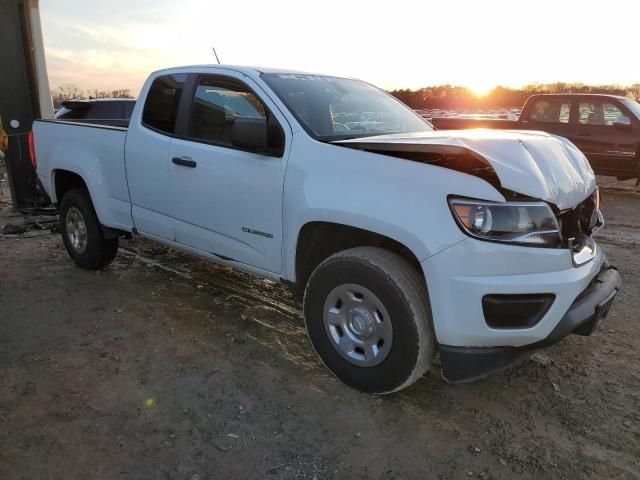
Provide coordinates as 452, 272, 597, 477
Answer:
448, 197, 561, 248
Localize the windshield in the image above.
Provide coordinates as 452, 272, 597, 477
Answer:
262, 73, 433, 140
620, 98, 640, 119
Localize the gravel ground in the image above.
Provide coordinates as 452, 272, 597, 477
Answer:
0, 187, 638, 480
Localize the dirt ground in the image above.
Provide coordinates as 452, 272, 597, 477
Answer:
0, 187, 638, 480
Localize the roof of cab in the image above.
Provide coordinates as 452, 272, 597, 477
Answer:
62, 98, 136, 104
529, 93, 630, 100
152, 64, 327, 78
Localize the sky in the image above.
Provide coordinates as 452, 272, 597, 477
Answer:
40, 0, 640, 96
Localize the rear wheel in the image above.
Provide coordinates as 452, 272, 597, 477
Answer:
303, 247, 436, 394
59, 188, 118, 270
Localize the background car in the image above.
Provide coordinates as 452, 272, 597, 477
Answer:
55, 98, 136, 128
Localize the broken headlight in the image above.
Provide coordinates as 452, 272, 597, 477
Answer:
448, 197, 561, 248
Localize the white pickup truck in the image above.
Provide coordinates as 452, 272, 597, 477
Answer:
33, 65, 621, 393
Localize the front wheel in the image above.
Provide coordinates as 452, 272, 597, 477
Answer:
303, 247, 436, 394
59, 188, 118, 270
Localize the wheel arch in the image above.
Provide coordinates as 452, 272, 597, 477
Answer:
53, 168, 88, 204
291, 221, 425, 294
51, 167, 129, 233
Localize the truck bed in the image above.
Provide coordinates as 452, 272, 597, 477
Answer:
33, 119, 133, 231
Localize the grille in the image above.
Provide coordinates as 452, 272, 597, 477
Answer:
556, 189, 601, 251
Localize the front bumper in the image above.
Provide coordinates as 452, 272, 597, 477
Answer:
420, 234, 622, 382
439, 265, 621, 382
422, 237, 608, 348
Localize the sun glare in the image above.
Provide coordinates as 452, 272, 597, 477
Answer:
467, 82, 494, 97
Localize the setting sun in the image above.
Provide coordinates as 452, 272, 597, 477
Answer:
466, 82, 495, 97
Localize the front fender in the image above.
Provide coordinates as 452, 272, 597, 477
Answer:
281, 136, 505, 281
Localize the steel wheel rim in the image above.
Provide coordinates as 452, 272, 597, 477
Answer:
65, 206, 88, 254
322, 283, 393, 367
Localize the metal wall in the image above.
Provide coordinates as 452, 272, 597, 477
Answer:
0, 0, 49, 207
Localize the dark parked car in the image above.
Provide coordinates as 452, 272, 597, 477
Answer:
55, 98, 136, 128
432, 94, 640, 181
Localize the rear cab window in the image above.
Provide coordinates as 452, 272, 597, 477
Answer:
56, 102, 92, 120
57, 106, 89, 120
123, 101, 135, 119
142, 74, 187, 134
88, 102, 124, 120
527, 98, 571, 124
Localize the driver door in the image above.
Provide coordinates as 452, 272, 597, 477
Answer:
167, 73, 289, 273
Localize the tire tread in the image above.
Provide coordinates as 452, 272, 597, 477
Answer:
304, 246, 435, 394
59, 188, 118, 270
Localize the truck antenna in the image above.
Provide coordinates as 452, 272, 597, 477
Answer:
212, 47, 221, 64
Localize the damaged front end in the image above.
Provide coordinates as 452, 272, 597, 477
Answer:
335, 129, 603, 263
334, 130, 622, 382
334, 129, 596, 210
333, 141, 503, 191
555, 188, 603, 266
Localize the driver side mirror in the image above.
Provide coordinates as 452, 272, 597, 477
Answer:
613, 115, 632, 129
231, 115, 285, 157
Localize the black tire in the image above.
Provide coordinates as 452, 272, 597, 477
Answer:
58, 188, 118, 270
303, 247, 436, 394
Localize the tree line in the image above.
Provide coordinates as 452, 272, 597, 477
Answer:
50, 81, 640, 111
389, 83, 640, 110
51, 85, 134, 108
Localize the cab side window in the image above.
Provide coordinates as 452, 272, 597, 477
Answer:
187, 76, 266, 146
578, 101, 623, 126
142, 74, 187, 134
528, 99, 571, 124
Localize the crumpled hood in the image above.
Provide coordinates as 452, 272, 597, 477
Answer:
336, 129, 596, 210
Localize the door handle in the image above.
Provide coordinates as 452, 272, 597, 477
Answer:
575, 132, 591, 137
172, 156, 197, 168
